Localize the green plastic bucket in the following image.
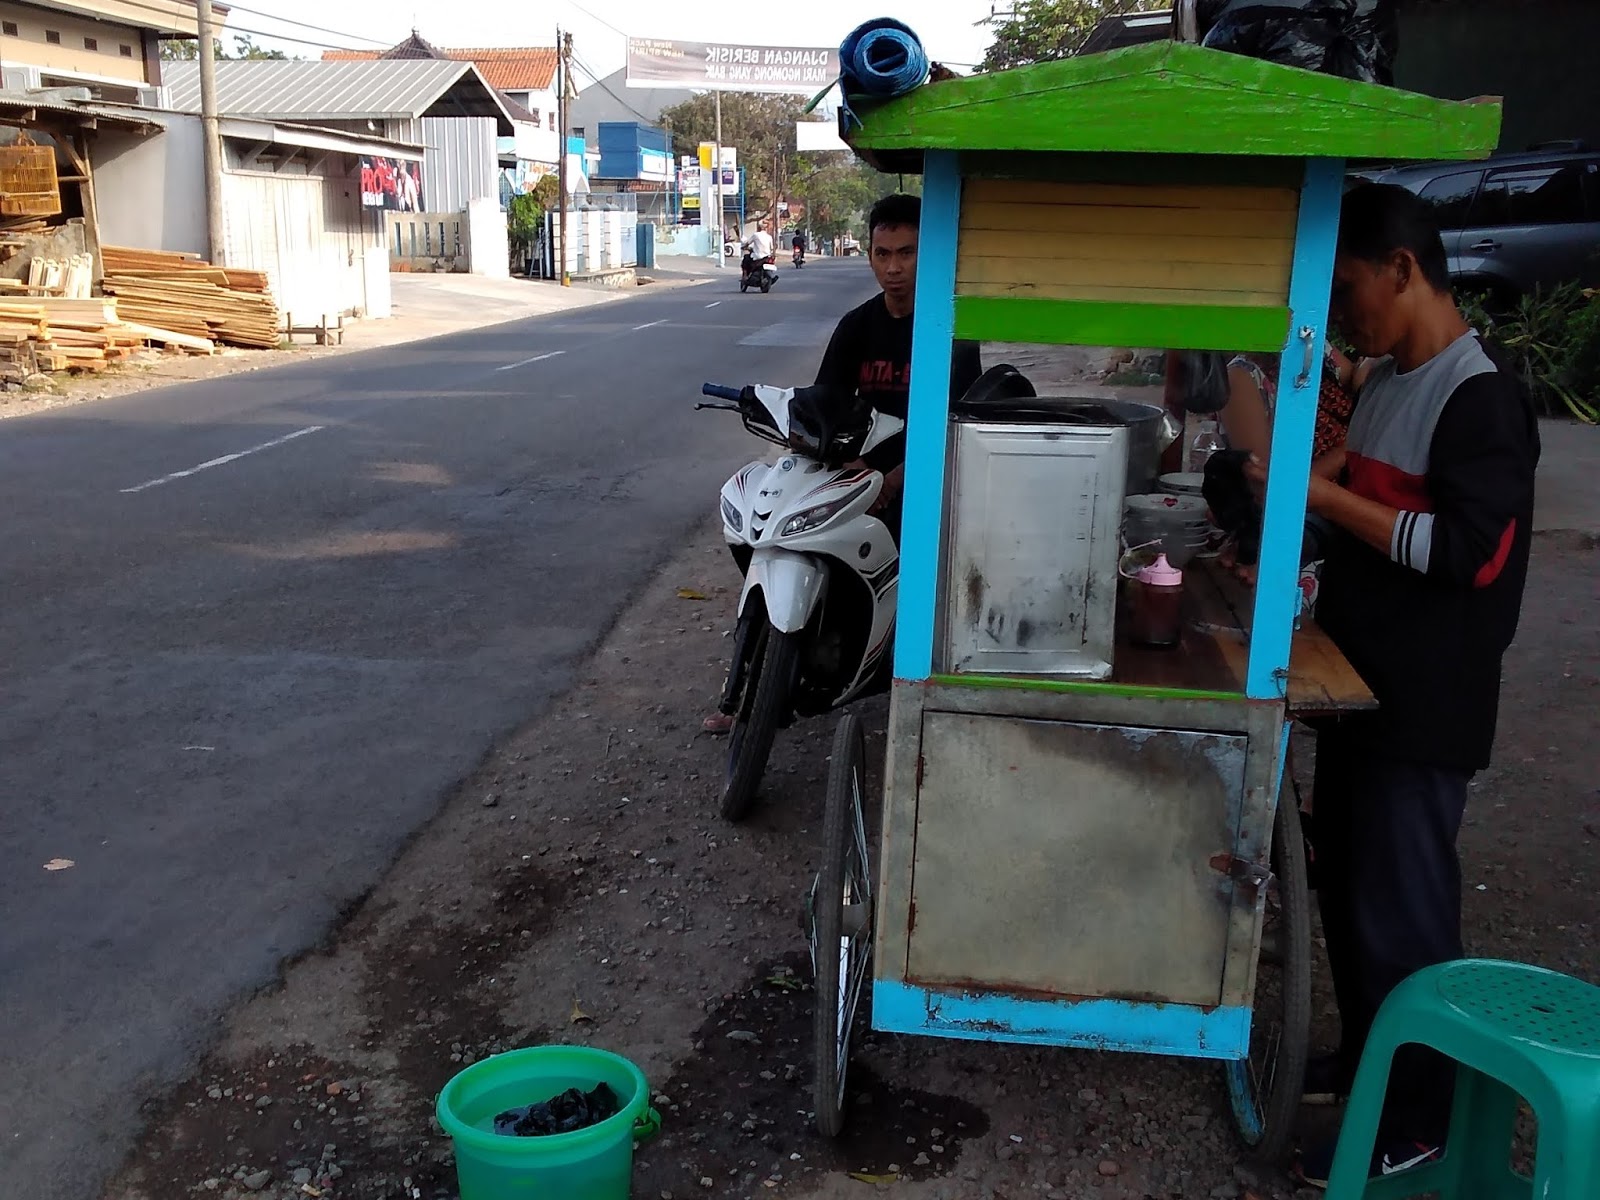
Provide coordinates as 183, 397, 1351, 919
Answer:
436, 1045, 661, 1200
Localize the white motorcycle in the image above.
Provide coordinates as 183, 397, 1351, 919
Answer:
700, 382, 901, 821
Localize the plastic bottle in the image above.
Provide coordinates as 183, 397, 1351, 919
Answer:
1189, 418, 1224, 472
1128, 553, 1185, 648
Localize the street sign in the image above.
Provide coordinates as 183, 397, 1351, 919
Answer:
626, 37, 839, 95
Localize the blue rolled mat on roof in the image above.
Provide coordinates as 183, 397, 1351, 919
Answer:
836, 18, 930, 129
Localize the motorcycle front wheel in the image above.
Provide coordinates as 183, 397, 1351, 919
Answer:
721, 622, 801, 821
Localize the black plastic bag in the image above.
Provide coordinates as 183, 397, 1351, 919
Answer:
1174, 351, 1233, 415
1202, 449, 1261, 565
494, 1082, 620, 1138
1200, 0, 1397, 85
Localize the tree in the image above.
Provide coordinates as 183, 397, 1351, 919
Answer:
160, 34, 293, 61
981, 0, 1165, 71
790, 154, 906, 244
657, 93, 807, 228
507, 174, 560, 271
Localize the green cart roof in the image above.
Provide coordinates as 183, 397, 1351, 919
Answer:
845, 42, 1501, 167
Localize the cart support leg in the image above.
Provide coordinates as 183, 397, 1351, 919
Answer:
893, 149, 961, 683
1246, 156, 1344, 699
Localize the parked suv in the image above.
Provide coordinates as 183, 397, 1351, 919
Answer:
1363, 148, 1600, 302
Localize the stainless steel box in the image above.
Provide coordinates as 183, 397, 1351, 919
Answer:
941, 420, 1128, 678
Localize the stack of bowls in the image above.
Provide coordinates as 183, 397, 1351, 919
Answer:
1124, 493, 1211, 567
1158, 472, 1206, 498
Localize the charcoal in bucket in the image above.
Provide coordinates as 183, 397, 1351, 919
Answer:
1200, 0, 1397, 85
494, 1081, 620, 1137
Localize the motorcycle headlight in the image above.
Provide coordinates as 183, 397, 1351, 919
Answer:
720, 495, 743, 533
779, 481, 873, 538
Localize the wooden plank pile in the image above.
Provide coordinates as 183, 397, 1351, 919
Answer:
101, 246, 280, 349
0, 296, 209, 380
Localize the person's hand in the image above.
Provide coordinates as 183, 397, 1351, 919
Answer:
1312, 447, 1347, 481
871, 463, 905, 514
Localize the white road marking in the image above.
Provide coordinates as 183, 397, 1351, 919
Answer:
496, 350, 566, 371
705, 301, 722, 308
120, 425, 325, 494
633, 319, 667, 330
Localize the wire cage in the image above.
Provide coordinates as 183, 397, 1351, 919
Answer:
0, 133, 61, 218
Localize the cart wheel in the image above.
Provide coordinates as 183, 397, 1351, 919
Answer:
810, 712, 874, 1138
1224, 787, 1311, 1164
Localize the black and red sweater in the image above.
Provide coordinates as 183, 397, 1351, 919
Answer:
1315, 332, 1540, 771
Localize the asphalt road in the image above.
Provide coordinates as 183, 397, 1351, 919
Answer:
0, 258, 876, 1199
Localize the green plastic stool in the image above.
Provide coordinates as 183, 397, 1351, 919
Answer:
1326, 959, 1600, 1200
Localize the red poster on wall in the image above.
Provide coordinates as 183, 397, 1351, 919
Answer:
360, 157, 424, 212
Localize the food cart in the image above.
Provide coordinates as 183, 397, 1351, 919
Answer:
808, 42, 1501, 1161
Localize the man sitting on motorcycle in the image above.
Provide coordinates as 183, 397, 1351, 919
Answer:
704, 195, 981, 734
814, 193, 983, 536
741, 220, 775, 277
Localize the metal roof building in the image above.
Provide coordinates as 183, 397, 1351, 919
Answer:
163, 59, 517, 134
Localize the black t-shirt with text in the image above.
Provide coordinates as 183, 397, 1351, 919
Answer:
815, 293, 983, 470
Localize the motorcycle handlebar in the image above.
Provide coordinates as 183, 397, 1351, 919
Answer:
701, 383, 743, 402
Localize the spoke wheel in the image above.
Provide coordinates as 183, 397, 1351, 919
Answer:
721, 623, 799, 821
1224, 787, 1312, 1163
811, 713, 873, 1138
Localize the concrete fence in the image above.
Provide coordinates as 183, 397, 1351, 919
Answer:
389, 212, 465, 271
388, 200, 507, 278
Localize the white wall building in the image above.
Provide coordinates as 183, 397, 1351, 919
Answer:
322, 35, 561, 196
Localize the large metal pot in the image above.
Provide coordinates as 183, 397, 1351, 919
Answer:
953, 393, 1177, 495
1047, 397, 1176, 495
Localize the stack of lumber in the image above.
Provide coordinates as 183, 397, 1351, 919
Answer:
101, 246, 279, 349
0, 296, 211, 380
0, 217, 48, 237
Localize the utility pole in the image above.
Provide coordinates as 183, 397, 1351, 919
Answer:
196, 0, 226, 265
713, 91, 723, 269
556, 27, 572, 286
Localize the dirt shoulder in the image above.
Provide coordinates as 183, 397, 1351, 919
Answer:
104, 519, 1597, 1200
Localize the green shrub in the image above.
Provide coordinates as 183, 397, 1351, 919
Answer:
1459, 283, 1598, 423
1560, 293, 1600, 419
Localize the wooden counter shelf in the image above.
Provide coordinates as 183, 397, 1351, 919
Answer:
1113, 557, 1377, 716
939, 558, 1377, 718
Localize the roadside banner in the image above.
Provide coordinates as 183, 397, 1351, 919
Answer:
626, 37, 839, 95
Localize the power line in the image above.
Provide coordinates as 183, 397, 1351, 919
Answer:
571, 53, 658, 127
101, 0, 392, 53
561, 0, 628, 40
199, 3, 390, 47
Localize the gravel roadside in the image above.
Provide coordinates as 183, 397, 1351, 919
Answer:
105, 524, 1597, 1200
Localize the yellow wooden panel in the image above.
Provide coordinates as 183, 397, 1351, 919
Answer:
956, 281, 1287, 307
960, 200, 1299, 240
957, 253, 1290, 295
959, 228, 1294, 269
956, 179, 1297, 309
964, 178, 1300, 213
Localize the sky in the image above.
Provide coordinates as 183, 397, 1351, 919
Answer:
226, 0, 1004, 84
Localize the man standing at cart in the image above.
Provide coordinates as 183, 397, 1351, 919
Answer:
1271, 183, 1539, 1185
